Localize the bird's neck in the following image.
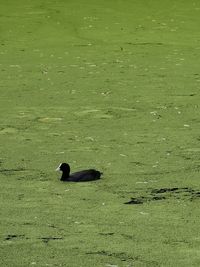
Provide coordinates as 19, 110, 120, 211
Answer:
61, 171, 69, 181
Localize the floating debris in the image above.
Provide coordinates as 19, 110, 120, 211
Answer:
139, 212, 149, 215
125, 198, 145, 204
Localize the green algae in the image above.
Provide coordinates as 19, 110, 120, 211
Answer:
1, 0, 200, 266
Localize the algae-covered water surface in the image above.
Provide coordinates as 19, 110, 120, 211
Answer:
1, 0, 200, 266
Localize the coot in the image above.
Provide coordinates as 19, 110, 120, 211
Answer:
56, 163, 102, 182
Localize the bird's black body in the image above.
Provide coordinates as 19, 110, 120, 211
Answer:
57, 163, 102, 182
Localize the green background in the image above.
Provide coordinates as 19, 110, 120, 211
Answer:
1, 0, 200, 266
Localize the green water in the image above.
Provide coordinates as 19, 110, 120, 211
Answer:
1, 0, 200, 266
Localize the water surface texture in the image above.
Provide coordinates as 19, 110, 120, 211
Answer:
1, 1, 200, 266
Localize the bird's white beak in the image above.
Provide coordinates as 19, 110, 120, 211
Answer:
56, 166, 61, 171
56, 163, 62, 171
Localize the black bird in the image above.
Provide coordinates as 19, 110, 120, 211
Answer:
56, 163, 102, 182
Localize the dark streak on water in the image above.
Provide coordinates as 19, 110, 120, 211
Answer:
125, 187, 200, 204
126, 42, 163, 46
39, 237, 63, 244
4, 234, 28, 241
86, 250, 137, 261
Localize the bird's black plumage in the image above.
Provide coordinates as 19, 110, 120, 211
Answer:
56, 163, 102, 182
